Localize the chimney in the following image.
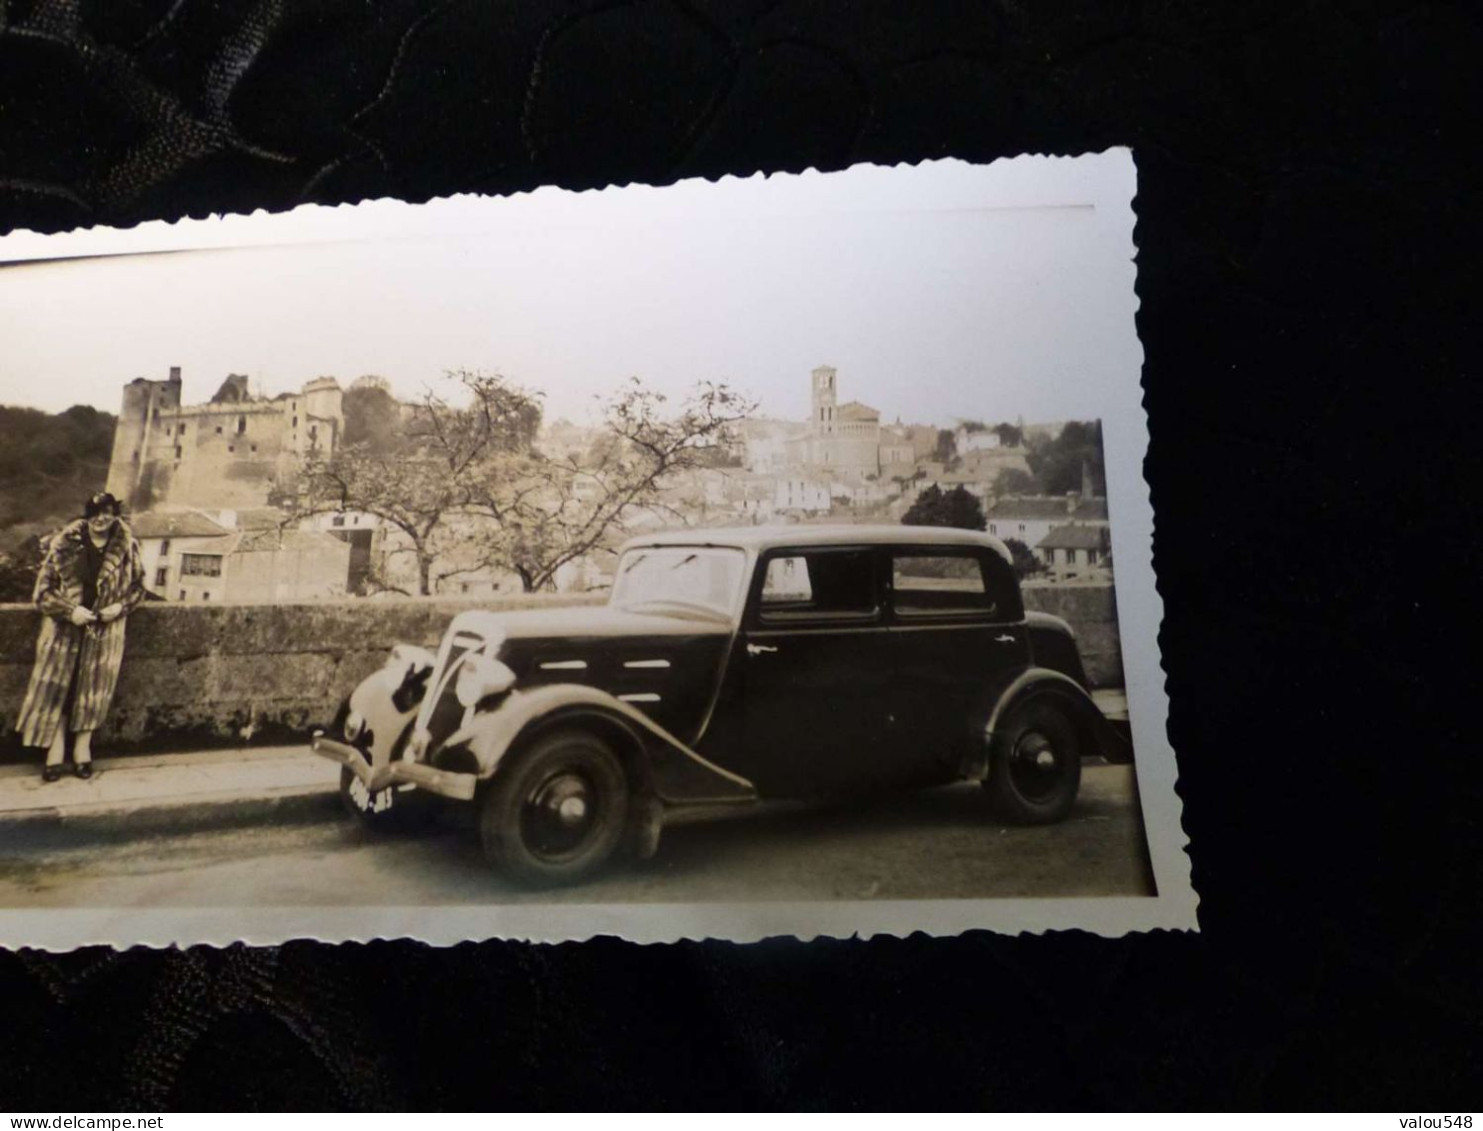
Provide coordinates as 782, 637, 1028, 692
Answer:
168, 366, 181, 382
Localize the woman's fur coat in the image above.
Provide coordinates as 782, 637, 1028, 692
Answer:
16, 518, 145, 747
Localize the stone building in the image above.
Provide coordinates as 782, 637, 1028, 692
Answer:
1036, 523, 1113, 581
106, 367, 343, 513
783, 365, 916, 480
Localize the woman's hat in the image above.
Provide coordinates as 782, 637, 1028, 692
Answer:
83, 492, 122, 519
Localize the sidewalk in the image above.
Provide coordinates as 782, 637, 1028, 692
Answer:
0, 744, 341, 832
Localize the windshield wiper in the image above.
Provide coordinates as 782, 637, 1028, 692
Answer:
670, 553, 698, 571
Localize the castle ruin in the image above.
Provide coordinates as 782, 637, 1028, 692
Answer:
106, 367, 343, 512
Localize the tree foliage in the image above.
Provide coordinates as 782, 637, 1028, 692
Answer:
342, 380, 402, 449
0, 535, 45, 602
901, 484, 986, 531
1002, 537, 1043, 580
933, 429, 959, 468
993, 421, 1025, 448
1026, 420, 1105, 495
993, 467, 1038, 496
0, 404, 117, 543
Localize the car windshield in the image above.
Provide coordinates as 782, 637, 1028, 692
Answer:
609, 547, 747, 620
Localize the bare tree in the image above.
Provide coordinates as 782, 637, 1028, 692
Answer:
302, 371, 753, 596
467, 378, 755, 592
301, 369, 540, 596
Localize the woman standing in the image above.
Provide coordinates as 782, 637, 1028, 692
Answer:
17, 492, 146, 781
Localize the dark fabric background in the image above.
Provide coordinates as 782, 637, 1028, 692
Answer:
1, 0, 1479, 1110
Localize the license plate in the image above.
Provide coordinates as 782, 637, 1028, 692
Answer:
347, 774, 393, 814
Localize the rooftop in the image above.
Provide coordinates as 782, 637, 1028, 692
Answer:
836, 401, 880, 422
986, 495, 1109, 521
129, 511, 232, 540
1037, 524, 1111, 550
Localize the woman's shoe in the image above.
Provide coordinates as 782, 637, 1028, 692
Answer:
42, 764, 64, 783
73, 761, 94, 780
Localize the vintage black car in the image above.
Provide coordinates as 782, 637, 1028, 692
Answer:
310, 525, 1126, 885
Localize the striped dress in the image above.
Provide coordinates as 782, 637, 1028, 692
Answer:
16, 519, 146, 747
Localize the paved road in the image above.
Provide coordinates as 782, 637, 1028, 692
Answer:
0, 765, 1152, 907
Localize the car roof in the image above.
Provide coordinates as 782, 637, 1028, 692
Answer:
619, 523, 1013, 561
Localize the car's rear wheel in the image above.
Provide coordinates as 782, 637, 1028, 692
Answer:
338, 720, 436, 833
480, 728, 629, 887
985, 699, 1081, 823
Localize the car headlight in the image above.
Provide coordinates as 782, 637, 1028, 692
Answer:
343, 710, 367, 742
455, 653, 517, 708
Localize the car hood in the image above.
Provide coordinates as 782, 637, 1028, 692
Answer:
448, 603, 733, 646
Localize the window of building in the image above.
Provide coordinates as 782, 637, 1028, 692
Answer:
179, 589, 186, 601
215, 425, 223, 434
1065, 549, 1079, 566
160, 539, 171, 555
132, 450, 140, 463
1087, 549, 1100, 565
292, 415, 298, 427
154, 567, 168, 587
758, 550, 877, 623
988, 523, 997, 535
892, 554, 999, 618
237, 416, 247, 435
174, 445, 182, 459
203, 592, 211, 601
227, 445, 235, 453
250, 444, 257, 453
181, 553, 223, 577
1019, 523, 1026, 533
177, 423, 186, 435
331, 515, 345, 527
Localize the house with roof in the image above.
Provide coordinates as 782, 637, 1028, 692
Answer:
130, 510, 235, 600
983, 494, 1110, 551
129, 508, 350, 602
1036, 523, 1112, 581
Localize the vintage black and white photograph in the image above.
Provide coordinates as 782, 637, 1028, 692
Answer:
0, 149, 1190, 947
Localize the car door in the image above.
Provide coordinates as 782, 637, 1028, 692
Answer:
737, 545, 895, 798
885, 546, 1031, 785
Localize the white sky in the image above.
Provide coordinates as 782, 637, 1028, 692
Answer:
0, 151, 1139, 428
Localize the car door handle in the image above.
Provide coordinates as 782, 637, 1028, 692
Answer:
994, 634, 1016, 643
747, 643, 779, 655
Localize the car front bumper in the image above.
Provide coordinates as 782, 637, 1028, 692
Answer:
310, 733, 478, 802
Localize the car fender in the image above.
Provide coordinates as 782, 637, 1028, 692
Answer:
345, 644, 437, 771
444, 682, 758, 805
972, 666, 1123, 778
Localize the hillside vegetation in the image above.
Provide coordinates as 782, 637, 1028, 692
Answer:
0, 404, 116, 549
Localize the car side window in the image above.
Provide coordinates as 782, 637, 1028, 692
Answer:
757, 550, 878, 623
892, 553, 998, 618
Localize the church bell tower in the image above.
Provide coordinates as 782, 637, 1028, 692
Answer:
811, 365, 837, 436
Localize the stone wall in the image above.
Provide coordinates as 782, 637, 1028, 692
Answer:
0, 583, 1122, 761
0, 595, 601, 762
1022, 582, 1124, 689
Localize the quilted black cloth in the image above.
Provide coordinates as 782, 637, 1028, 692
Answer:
2, 0, 1480, 1110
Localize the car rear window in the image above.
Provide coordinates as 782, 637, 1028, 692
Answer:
892, 553, 998, 617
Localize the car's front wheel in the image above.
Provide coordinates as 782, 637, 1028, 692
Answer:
984, 699, 1082, 823
479, 728, 630, 887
